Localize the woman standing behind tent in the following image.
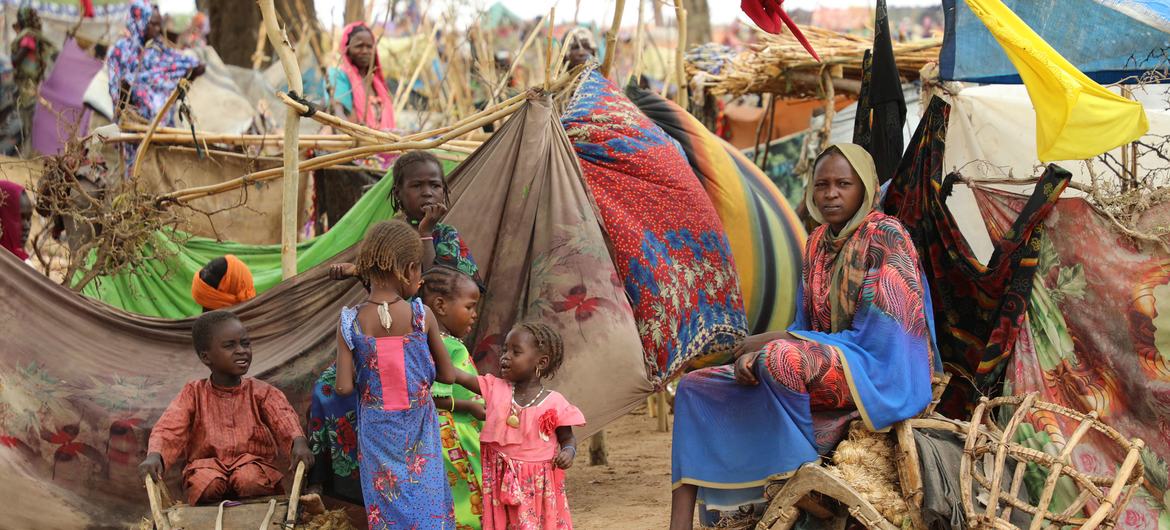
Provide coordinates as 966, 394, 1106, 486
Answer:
107, 0, 204, 127
668, 144, 938, 529
0, 180, 32, 263
328, 23, 395, 134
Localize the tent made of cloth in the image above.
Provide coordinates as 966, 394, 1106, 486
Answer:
941, 0, 1170, 84
0, 98, 656, 526
79, 155, 460, 319
0, 1, 130, 49
31, 37, 102, 156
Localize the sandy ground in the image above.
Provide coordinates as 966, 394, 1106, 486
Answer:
566, 406, 676, 530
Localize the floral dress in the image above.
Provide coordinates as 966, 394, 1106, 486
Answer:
477, 374, 585, 530
309, 224, 480, 504
341, 299, 454, 529
432, 336, 484, 529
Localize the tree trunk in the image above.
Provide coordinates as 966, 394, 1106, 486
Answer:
206, 0, 317, 68
680, 0, 710, 49
345, 0, 366, 24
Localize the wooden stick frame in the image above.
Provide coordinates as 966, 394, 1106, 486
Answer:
959, 393, 1145, 530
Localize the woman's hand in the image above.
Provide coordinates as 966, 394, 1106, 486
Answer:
732, 331, 792, 359
734, 350, 761, 385
417, 203, 448, 235
329, 262, 357, 280
554, 445, 577, 469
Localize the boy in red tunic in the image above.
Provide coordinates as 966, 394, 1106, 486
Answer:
138, 311, 314, 505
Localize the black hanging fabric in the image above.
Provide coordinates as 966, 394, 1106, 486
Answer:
853, 0, 906, 183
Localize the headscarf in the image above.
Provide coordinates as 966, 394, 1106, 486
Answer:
191, 255, 256, 310
338, 22, 395, 131
564, 27, 598, 52
804, 143, 881, 331
107, 0, 200, 123
0, 180, 29, 260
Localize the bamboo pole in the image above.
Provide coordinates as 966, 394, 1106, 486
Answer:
395, 23, 442, 114
628, 1, 646, 86
672, 0, 687, 105
129, 78, 188, 183
656, 391, 669, 432
491, 10, 549, 104
600, 0, 626, 78
544, 7, 555, 91
257, 0, 303, 280
159, 68, 583, 205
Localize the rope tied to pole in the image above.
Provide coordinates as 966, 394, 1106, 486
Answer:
287, 90, 318, 118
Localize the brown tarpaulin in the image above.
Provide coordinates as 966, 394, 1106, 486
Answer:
0, 96, 651, 527
445, 94, 653, 431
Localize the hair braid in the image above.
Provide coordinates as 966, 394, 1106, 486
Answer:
517, 321, 565, 380
419, 265, 474, 300
355, 220, 422, 286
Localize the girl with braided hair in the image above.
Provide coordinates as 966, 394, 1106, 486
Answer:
333, 219, 458, 529
311, 150, 483, 505
451, 321, 585, 529
420, 266, 485, 528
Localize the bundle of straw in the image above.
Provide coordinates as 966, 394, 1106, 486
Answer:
689, 26, 940, 98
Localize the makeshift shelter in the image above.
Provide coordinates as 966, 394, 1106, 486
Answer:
941, 0, 1170, 84
78, 156, 458, 319
689, 25, 940, 98
0, 97, 655, 526
0, 0, 130, 48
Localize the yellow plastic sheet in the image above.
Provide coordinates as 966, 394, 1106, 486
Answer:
965, 0, 1148, 161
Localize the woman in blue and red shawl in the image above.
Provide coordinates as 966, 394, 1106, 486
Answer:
107, 1, 203, 167
308, 150, 482, 504
669, 144, 939, 529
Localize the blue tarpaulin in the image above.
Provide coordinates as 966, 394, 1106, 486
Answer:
942, 0, 1170, 84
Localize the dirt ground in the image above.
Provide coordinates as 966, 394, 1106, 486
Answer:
566, 406, 676, 529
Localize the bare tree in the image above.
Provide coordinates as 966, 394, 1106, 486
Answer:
681, 0, 711, 49
205, 0, 318, 67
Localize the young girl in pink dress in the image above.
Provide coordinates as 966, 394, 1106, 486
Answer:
452, 321, 584, 529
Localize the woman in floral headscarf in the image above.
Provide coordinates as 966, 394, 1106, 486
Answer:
668, 144, 939, 529
107, 0, 204, 126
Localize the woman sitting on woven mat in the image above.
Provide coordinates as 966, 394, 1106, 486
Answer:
669, 144, 940, 529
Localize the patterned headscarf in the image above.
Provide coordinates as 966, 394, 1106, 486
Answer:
805, 143, 882, 331
107, 0, 200, 123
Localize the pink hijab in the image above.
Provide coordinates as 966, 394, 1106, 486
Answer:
0, 180, 29, 260
339, 22, 395, 131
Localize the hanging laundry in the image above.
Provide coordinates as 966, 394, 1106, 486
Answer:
964, 0, 1148, 162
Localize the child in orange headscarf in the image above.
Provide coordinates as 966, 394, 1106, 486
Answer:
191, 255, 256, 312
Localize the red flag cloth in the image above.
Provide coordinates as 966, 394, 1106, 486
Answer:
740, 0, 820, 61
81, 0, 95, 18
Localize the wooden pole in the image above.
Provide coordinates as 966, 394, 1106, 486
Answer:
672, 0, 687, 105
491, 10, 550, 104
628, 1, 646, 86
544, 7, 555, 91
589, 430, 609, 466
257, 0, 303, 280
129, 79, 188, 183
600, 0, 626, 78
656, 391, 669, 432
395, 23, 442, 114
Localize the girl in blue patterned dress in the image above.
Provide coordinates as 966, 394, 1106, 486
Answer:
334, 219, 458, 529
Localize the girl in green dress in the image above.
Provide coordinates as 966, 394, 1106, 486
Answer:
422, 266, 485, 529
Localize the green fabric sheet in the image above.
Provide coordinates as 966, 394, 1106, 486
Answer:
81, 157, 458, 319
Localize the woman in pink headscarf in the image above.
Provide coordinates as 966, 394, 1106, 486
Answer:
328, 23, 395, 132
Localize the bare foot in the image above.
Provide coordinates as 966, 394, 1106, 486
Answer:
299, 493, 326, 515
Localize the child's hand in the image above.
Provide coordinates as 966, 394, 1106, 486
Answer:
329, 263, 357, 281
138, 452, 164, 481
554, 445, 576, 470
418, 203, 448, 234
290, 437, 315, 473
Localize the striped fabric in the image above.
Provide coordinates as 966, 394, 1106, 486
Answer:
627, 86, 807, 333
